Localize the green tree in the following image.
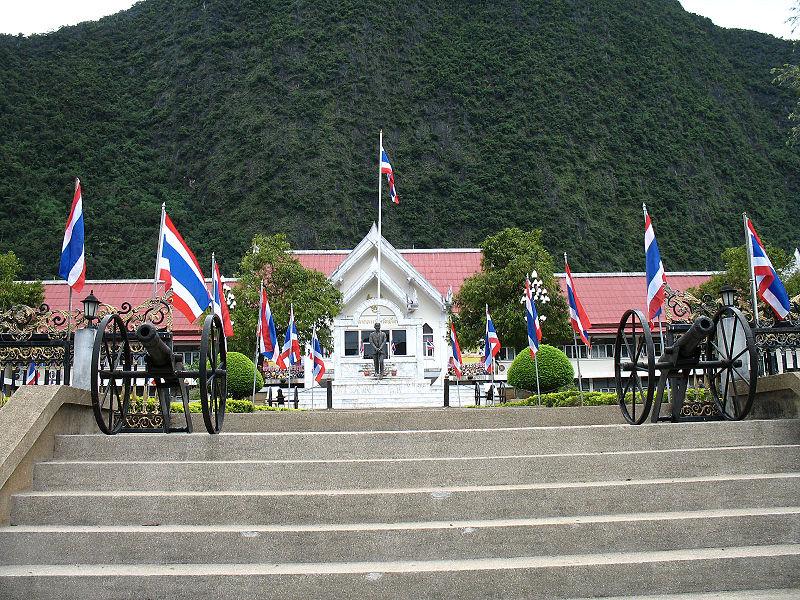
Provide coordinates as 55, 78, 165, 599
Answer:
227, 234, 342, 357
507, 345, 574, 392
693, 245, 800, 304
226, 351, 264, 399
772, 4, 800, 143
454, 228, 571, 351
0, 251, 44, 310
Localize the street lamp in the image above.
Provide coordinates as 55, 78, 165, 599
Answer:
719, 284, 736, 308
81, 290, 101, 327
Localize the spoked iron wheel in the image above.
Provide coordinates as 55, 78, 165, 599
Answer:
614, 309, 656, 425
705, 306, 757, 420
90, 314, 131, 434
200, 314, 227, 434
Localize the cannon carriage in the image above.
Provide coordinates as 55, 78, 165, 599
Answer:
90, 313, 227, 435
614, 305, 757, 424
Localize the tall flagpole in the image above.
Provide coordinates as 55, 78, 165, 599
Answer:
287, 303, 293, 405
377, 129, 383, 299
153, 202, 166, 299
565, 252, 585, 405
744, 212, 760, 326
251, 281, 263, 404
310, 325, 316, 411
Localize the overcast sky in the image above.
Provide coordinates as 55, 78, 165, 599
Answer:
0, 0, 796, 38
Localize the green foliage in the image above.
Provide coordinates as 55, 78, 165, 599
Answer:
0, 251, 43, 310
167, 398, 302, 412
693, 244, 800, 304
227, 233, 342, 357
226, 351, 263, 399
455, 228, 571, 349
1, 1, 799, 280
474, 387, 710, 408
507, 345, 574, 393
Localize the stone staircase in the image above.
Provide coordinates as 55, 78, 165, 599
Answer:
1, 410, 799, 598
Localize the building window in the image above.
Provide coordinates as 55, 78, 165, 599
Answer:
391, 329, 407, 356
498, 347, 516, 361
422, 324, 434, 357
344, 331, 360, 356
361, 331, 375, 358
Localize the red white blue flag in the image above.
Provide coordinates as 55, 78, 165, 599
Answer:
380, 145, 399, 205
524, 278, 543, 357
58, 178, 86, 292
565, 255, 592, 347
24, 362, 39, 385
156, 211, 211, 323
644, 205, 666, 321
211, 255, 234, 341
257, 284, 278, 362
746, 217, 791, 320
450, 322, 463, 378
309, 327, 326, 383
277, 304, 302, 369
483, 305, 501, 373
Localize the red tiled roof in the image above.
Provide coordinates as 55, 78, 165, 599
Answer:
294, 252, 348, 277
556, 273, 714, 334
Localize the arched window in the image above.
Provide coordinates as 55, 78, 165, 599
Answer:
423, 323, 434, 357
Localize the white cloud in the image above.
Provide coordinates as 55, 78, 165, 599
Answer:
0, 1, 138, 36
679, 0, 797, 39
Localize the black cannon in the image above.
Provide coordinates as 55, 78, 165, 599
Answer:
90, 313, 227, 434
614, 306, 757, 424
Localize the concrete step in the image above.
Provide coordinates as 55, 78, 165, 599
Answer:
32, 445, 800, 491
1, 545, 798, 599
190, 405, 627, 432
11, 473, 799, 526
1, 508, 796, 566
53, 418, 800, 461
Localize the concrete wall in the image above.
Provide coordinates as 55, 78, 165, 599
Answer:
0, 386, 96, 524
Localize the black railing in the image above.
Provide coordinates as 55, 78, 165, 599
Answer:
0, 333, 72, 398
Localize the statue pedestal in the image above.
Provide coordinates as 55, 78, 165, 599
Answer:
71, 328, 96, 391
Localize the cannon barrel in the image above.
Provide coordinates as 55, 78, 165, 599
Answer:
663, 315, 714, 360
136, 322, 173, 368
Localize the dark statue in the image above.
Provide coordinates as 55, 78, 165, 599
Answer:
368, 322, 388, 379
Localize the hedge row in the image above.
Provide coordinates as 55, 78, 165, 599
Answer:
129, 397, 301, 413
475, 387, 712, 408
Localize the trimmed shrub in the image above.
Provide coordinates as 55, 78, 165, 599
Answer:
507, 345, 574, 393
226, 351, 263, 399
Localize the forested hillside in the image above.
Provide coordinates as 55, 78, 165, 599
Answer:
1, 0, 798, 279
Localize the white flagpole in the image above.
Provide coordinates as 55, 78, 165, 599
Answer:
377, 129, 383, 299
744, 212, 760, 326
310, 325, 316, 411
565, 252, 585, 405
210, 252, 216, 298
251, 282, 263, 404
287, 304, 293, 406
153, 202, 165, 299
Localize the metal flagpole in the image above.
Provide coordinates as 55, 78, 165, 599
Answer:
310, 325, 315, 411
153, 202, 165, 299
744, 212, 760, 326
251, 282, 263, 404
534, 352, 541, 406
377, 130, 383, 299
287, 303, 293, 406
573, 331, 585, 405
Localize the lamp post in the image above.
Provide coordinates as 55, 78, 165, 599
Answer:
81, 290, 101, 328
720, 284, 736, 308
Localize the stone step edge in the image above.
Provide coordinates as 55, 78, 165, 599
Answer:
3, 506, 798, 534
40, 444, 800, 466
569, 590, 800, 600
53, 419, 799, 438
14, 472, 800, 498
1, 544, 797, 577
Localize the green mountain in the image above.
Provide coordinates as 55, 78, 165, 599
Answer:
1, 0, 799, 279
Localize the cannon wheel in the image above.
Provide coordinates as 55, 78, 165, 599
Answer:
200, 314, 227, 434
90, 314, 131, 435
705, 306, 758, 420
615, 309, 656, 425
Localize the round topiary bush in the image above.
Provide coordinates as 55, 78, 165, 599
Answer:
507, 344, 574, 393
226, 351, 264, 399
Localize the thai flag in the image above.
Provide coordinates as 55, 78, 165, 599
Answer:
58, 178, 86, 293
211, 256, 234, 341
450, 322, 463, 378
380, 146, 399, 205
157, 213, 210, 322
277, 305, 301, 369
644, 205, 666, 321
747, 217, 791, 320
257, 285, 278, 362
524, 277, 543, 357
565, 256, 592, 347
24, 363, 39, 385
309, 328, 326, 383
483, 306, 501, 374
